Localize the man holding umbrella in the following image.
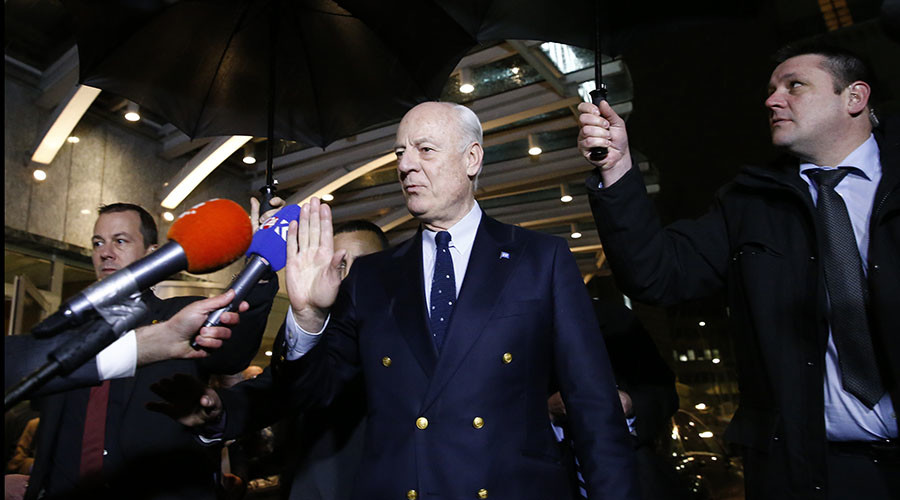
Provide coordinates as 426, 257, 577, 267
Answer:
578, 42, 899, 499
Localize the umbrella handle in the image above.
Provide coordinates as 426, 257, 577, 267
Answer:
258, 184, 278, 214
589, 86, 609, 162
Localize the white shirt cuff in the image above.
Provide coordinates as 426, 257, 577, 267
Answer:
197, 434, 223, 445
96, 330, 137, 380
284, 306, 329, 360
626, 416, 637, 436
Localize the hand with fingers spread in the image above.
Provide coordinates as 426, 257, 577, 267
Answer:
285, 197, 346, 332
577, 100, 633, 186
147, 373, 223, 427
250, 196, 285, 233
135, 290, 250, 366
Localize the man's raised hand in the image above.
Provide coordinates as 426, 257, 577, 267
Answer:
285, 197, 346, 332
577, 100, 633, 186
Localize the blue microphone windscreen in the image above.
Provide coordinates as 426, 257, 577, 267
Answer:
248, 204, 302, 271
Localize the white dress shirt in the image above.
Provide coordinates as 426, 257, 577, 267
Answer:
284, 203, 483, 359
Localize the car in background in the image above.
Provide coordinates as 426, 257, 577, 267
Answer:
664, 409, 745, 500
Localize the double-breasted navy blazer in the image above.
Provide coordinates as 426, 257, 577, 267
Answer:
225, 213, 637, 500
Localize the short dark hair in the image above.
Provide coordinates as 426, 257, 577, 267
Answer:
97, 203, 158, 248
334, 220, 389, 250
773, 42, 876, 98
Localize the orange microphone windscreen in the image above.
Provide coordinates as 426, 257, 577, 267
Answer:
167, 199, 252, 274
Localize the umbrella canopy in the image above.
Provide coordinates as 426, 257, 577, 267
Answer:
65, 0, 758, 149
63, 0, 476, 147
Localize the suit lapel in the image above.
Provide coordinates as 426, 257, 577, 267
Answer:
388, 232, 439, 378
421, 215, 522, 411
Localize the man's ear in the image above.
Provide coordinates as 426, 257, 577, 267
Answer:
846, 81, 871, 115
145, 244, 159, 256
465, 142, 483, 178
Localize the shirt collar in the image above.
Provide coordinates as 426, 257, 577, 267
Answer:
422, 202, 482, 255
799, 134, 879, 181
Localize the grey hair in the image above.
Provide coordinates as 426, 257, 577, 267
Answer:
445, 102, 484, 189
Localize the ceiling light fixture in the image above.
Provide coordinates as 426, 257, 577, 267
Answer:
321, 193, 334, 202
67, 136, 80, 144
560, 184, 573, 203
33, 169, 48, 181
242, 143, 257, 165
31, 85, 102, 164
124, 101, 141, 122
162, 211, 175, 222
459, 67, 475, 94
570, 223, 582, 239
160, 135, 252, 209
527, 134, 542, 156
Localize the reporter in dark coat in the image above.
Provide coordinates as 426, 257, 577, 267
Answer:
24, 203, 277, 500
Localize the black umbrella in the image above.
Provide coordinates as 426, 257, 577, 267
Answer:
344, 0, 758, 160
63, 0, 477, 207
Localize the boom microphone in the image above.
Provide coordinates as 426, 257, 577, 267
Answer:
199, 204, 300, 339
32, 199, 253, 337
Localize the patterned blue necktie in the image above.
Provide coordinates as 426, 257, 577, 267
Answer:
430, 231, 456, 351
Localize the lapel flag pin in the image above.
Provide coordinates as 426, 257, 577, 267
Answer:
500, 251, 510, 260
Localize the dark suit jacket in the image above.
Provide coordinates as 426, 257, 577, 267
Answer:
6, 325, 112, 398
223, 214, 637, 500
25, 276, 277, 500
585, 117, 900, 498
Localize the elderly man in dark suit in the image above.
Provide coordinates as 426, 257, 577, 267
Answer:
175, 102, 637, 500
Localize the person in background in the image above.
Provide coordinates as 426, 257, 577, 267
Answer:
549, 298, 682, 500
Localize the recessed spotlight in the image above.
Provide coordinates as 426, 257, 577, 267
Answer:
265, 350, 273, 357
560, 184, 572, 203
712, 358, 721, 364
527, 134, 542, 156
124, 101, 141, 122
162, 211, 175, 222
698, 321, 706, 327
80, 209, 91, 215
67, 136, 80, 143
321, 193, 334, 202
242, 143, 256, 164
694, 403, 707, 410
570, 223, 581, 239
33, 169, 47, 181
459, 67, 475, 94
